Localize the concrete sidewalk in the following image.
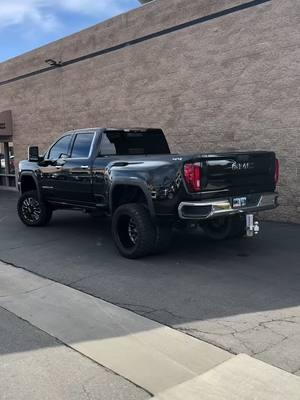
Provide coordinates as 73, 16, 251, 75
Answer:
1, 260, 300, 399
0, 261, 231, 395
153, 354, 300, 400
0, 306, 148, 400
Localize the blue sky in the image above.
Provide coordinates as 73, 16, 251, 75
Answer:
0, 0, 140, 62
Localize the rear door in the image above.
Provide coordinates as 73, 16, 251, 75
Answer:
92, 131, 118, 207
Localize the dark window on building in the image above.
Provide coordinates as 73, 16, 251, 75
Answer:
48, 135, 72, 160
99, 130, 170, 156
71, 133, 94, 158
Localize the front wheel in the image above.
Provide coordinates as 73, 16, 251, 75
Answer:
17, 190, 52, 227
202, 214, 246, 240
112, 203, 156, 259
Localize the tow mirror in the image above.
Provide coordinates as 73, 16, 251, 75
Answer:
28, 146, 40, 162
58, 153, 68, 159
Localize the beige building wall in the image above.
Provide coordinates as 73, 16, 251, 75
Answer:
0, 0, 299, 222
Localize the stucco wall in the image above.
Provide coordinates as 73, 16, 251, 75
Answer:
0, 0, 299, 222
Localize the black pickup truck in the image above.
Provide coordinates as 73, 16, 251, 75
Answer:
17, 128, 279, 258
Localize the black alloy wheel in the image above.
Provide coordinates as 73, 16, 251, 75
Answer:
17, 190, 52, 227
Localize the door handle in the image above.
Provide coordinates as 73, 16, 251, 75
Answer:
81, 165, 89, 169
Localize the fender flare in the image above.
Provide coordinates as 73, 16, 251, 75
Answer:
109, 178, 155, 218
19, 171, 42, 200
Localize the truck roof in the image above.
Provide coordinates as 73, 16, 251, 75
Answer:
64, 127, 163, 134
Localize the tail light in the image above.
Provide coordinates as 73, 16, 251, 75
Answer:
184, 163, 201, 192
274, 158, 279, 185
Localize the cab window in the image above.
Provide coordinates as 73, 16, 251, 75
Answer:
71, 133, 94, 158
48, 135, 72, 160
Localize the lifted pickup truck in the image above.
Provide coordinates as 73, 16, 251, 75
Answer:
17, 128, 279, 258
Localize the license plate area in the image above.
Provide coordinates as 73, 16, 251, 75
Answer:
232, 196, 247, 208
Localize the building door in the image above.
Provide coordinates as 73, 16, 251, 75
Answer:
0, 141, 16, 188
0, 110, 15, 188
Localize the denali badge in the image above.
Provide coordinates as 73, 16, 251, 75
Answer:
232, 161, 251, 171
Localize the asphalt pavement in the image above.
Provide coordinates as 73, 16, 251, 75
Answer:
0, 190, 300, 375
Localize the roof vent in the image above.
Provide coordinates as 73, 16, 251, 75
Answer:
138, 0, 154, 4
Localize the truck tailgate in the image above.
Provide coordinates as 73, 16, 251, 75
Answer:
200, 152, 276, 195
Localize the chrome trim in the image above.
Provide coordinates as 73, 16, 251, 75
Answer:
178, 193, 279, 220
42, 186, 54, 190
197, 188, 229, 195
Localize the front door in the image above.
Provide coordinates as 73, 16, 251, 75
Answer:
39, 133, 73, 201
56, 131, 95, 205
40, 132, 95, 205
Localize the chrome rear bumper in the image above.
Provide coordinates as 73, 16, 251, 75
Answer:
178, 193, 279, 220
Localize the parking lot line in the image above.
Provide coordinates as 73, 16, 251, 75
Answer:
0, 261, 231, 395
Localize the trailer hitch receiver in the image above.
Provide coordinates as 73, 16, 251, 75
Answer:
246, 214, 260, 237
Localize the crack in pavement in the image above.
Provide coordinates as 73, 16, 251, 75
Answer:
67, 272, 103, 287
1, 237, 61, 252
177, 315, 300, 363
251, 336, 289, 357
114, 302, 184, 321
0, 283, 54, 299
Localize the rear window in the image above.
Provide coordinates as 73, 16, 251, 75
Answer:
99, 130, 170, 156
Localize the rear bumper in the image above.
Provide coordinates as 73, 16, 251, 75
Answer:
178, 192, 279, 220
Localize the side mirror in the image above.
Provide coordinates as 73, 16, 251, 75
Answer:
28, 146, 40, 162
58, 153, 68, 160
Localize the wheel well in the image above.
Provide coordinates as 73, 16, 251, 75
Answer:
111, 185, 147, 213
21, 175, 37, 193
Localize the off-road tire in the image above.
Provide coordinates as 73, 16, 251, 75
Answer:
112, 203, 156, 259
17, 190, 52, 227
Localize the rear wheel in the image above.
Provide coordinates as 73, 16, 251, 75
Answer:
202, 214, 246, 240
17, 190, 52, 227
112, 203, 156, 259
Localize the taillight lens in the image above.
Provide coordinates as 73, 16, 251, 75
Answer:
184, 163, 201, 192
274, 158, 279, 185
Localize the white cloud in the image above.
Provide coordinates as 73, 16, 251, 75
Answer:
59, 0, 123, 17
0, 0, 133, 32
